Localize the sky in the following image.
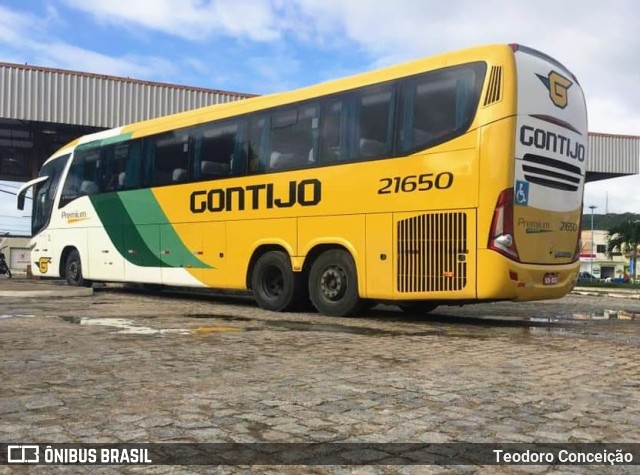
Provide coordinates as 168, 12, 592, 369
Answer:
1, 0, 639, 235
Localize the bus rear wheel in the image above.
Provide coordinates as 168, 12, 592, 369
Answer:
309, 249, 363, 317
252, 251, 302, 312
66, 249, 91, 287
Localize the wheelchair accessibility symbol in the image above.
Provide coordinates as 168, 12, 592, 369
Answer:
515, 180, 529, 206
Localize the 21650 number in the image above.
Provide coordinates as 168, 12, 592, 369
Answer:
560, 221, 578, 232
378, 172, 454, 194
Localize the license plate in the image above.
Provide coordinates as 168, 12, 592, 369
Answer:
543, 273, 558, 285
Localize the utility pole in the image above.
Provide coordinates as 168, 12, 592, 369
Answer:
589, 205, 597, 278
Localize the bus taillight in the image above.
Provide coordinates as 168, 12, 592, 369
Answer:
489, 188, 520, 261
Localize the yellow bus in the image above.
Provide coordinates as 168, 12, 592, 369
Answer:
18, 43, 587, 316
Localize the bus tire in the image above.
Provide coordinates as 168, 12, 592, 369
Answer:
398, 301, 438, 315
65, 249, 91, 287
251, 251, 301, 312
308, 249, 363, 317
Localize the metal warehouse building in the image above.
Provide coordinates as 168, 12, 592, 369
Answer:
587, 132, 639, 181
0, 62, 253, 181
0, 61, 638, 183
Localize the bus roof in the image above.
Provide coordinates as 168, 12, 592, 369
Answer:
46, 43, 523, 165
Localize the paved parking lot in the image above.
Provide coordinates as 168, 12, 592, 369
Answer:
2, 282, 640, 474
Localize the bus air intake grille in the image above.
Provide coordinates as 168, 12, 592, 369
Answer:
397, 212, 468, 293
483, 66, 502, 106
522, 153, 582, 192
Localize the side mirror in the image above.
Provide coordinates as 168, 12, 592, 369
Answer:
17, 191, 26, 211
16, 176, 49, 211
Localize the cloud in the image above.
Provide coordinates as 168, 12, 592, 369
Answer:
63, 0, 283, 42
54, 0, 640, 135
587, 97, 640, 135
38, 42, 180, 81
288, 0, 640, 136
585, 174, 640, 215
244, 52, 302, 93
0, 5, 181, 83
0, 5, 48, 50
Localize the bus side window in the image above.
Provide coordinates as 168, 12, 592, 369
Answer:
60, 149, 101, 207
320, 99, 347, 163
102, 142, 142, 191
398, 63, 486, 153
414, 77, 456, 147
268, 105, 319, 171
147, 132, 191, 186
193, 120, 246, 181
354, 85, 395, 160
248, 116, 269, 173
122, 141, 142, 189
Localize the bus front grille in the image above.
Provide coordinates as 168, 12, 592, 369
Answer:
397, 212, 468, 293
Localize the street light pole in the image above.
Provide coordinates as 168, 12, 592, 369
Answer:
589, 205, 597, 277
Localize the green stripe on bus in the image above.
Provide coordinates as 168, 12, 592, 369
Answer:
90, 193, 165, 267
76, 132, 134, 152
90, 190, 210, 269
118, 190, 209, 269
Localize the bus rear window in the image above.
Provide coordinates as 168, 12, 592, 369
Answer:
398, 62, 486, 153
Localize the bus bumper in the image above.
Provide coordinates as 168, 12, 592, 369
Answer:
477, 249, 578, 301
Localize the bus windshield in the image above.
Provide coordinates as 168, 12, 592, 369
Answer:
32, 155, 69, 236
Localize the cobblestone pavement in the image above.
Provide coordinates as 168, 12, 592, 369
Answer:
2, 285, 640, 474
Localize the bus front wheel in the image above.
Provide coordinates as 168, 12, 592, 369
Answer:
309, 249, 363, 317
252, 251, 302, 312
65, 249, 91, 287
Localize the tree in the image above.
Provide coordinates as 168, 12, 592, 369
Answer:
607, 220, 640, 282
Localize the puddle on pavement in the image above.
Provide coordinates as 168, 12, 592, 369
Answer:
1, 314, 59, 319
56, 316, 248, 336
266, 320, 394, 336
58, 316, 191, 335
532, 310, 640, 322
185, 313, 252, 322
194, 325, 246, 334
4, 308, 640, 341
264, 320, 454, 337
572, 310, 640, 320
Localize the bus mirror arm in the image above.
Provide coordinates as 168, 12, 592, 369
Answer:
16, 176, 49, 211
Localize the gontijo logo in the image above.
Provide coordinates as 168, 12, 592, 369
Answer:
536, 70, 573, 109
36, 257, 52, 274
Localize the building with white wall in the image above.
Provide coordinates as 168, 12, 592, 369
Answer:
580, 229, 638, 281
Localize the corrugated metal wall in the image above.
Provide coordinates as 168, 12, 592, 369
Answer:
588, 133, 639, 174
0, 62, 252, 128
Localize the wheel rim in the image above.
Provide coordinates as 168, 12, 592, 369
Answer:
261, 265, 284, 299
320, 265, 347, 301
